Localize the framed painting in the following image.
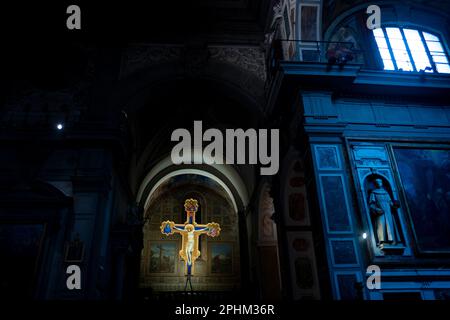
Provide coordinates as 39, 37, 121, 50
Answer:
65, 235, 84, 263
314, 145, 341, 170
300, 4, 319, 42
392, 147, 450, 253
148, 241, 177, 273
209, 242, 233, 274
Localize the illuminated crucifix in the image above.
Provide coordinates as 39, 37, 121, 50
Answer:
160, 199, 221, 279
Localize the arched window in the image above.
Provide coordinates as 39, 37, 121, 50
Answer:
372, 27, 450, 74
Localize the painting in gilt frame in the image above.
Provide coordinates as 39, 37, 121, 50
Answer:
209, 243, 233, 274
149, 242, 177, 273
393, 147, 450, 253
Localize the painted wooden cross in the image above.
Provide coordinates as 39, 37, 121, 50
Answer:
160, 198, 221, 275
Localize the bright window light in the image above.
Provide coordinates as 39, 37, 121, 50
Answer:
372, 27, 450, 74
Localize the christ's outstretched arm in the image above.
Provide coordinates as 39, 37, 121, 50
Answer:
173, 225, 186, 232
194, 226, 209, 233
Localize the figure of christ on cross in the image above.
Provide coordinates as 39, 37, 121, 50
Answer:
160, 199, 221, 276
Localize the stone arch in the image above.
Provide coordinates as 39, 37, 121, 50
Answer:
114, 46, 267, 118
118, 65, 265, 117
116, 44, 267, 296
118, 72, 264, 198
136, 154, 253, 294
139, 172, 243, 292
136, 153, 250, 213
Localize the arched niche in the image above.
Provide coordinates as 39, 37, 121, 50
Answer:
362, 173, 406, 254
140, 174, 240, 292
364, 174, 394, 202
136, 153, 250, 214
324, 6, 367, 66
258, 183, 277, 243
135, 151, 253, 296
253, 181, 281, 300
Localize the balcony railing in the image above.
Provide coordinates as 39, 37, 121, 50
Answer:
268, 39, 364, 75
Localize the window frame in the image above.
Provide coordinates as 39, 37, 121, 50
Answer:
372, 25, 450, 74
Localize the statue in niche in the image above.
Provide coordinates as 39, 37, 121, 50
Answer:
368, 178, 401, 247
261, 187, 275, 239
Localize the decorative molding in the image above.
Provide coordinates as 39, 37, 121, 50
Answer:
352, 145, 389, 168
258, 184, 277, 243
208, 46, 266, 82
120, 44, 267, 82
120, 45, 183, 78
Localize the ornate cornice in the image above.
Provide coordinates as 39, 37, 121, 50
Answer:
120, 44, 267, 82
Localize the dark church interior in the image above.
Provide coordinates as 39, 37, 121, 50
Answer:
1, 0, 450, 313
